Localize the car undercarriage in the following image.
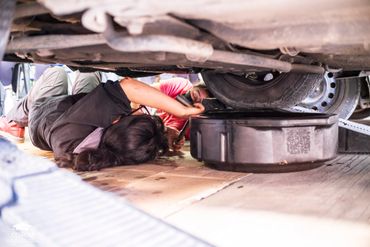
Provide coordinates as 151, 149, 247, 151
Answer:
1, 0, 370, 115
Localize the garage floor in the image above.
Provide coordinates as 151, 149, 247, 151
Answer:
16, 134, 370, 247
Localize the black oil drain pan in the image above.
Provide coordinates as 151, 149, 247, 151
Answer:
190, 112, 338, 173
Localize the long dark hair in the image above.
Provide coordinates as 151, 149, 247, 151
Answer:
57, 115, 168, 171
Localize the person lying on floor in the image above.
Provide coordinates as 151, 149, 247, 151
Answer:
0, 67, 204, 171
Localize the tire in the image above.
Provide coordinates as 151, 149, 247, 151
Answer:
201, 71, 323, 109
350, 78, 370, 119
0, 0, 15, 60
297, 74, 361, 119
351, 108, 370, 119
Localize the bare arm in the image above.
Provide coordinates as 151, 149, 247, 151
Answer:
120, 77, 204, 117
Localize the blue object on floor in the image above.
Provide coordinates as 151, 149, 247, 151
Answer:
0, 137, 212, 247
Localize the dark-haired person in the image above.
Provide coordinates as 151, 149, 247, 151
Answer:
0, 67, 204, 171
152, 77, 210, 151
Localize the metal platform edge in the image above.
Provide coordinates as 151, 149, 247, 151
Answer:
0, 137, 213, 247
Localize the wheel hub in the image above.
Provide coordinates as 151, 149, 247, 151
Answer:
300, 72, 337, 112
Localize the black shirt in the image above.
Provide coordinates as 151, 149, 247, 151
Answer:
28, 81, 131, 159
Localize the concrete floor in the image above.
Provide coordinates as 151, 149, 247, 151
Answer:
15, 134, 370, 247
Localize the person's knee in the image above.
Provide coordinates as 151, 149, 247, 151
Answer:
72, 71, 101, 94
42, 67, 68, 87
30, 66, 68, 101
43, 66, 66, 76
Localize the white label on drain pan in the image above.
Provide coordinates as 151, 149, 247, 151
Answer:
285, 127, 311, 154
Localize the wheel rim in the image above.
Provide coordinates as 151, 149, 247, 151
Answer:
300, 72, 337, 112
298, 72, 360, 119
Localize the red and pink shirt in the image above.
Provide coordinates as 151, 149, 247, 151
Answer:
156, 77, 193, 138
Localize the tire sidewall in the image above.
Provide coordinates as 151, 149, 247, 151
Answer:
202, 71, 322, 108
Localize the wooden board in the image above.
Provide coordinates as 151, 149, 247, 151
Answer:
175, 154, 370, 222
16, 136, 247, 217
167, 154, 370, 247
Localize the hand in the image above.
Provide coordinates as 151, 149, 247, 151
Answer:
180, 103, 205, 118
122, 78, 204, 118
166, 127, 185, 151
